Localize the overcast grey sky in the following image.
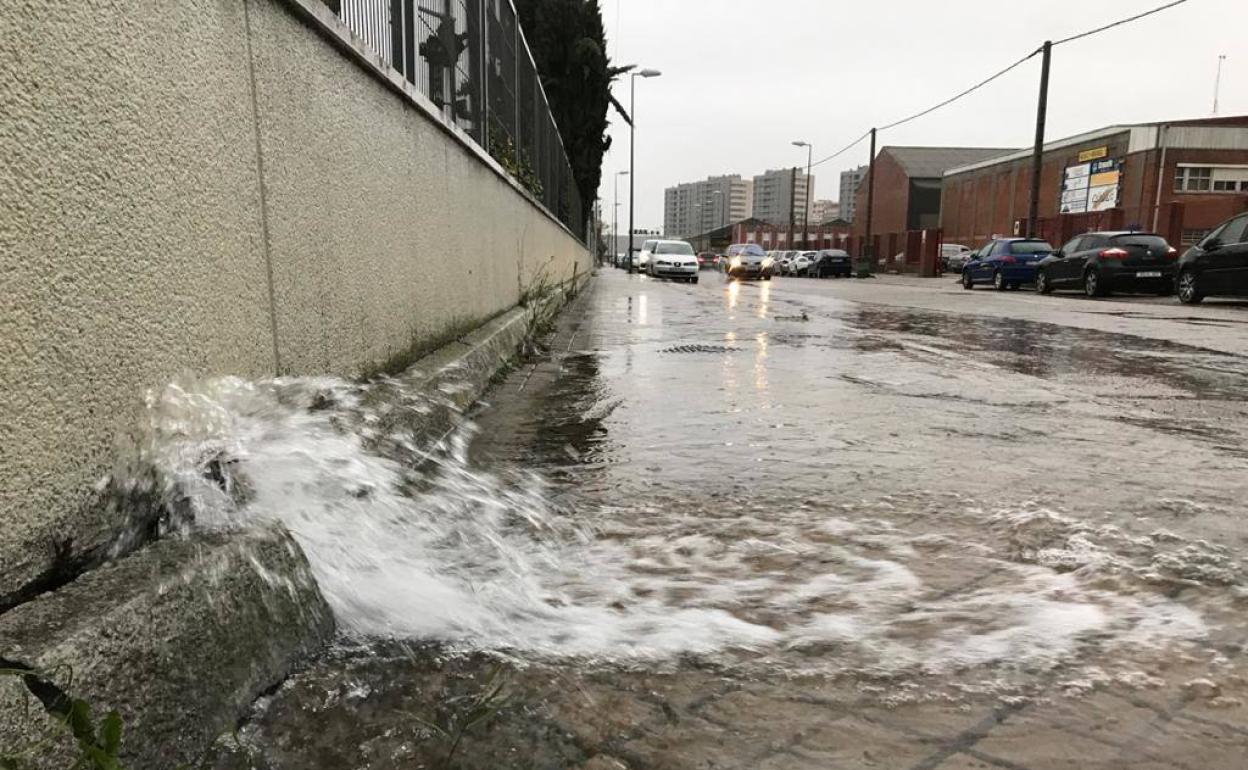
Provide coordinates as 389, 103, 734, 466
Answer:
597, 0, 1247, 232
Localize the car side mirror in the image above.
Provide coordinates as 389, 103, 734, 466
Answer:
1204, 239, 1222, 252
1052, 250, 1063, 258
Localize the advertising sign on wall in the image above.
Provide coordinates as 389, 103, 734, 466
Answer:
1060, 158, 1120, 214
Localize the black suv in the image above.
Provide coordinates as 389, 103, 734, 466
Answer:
1035, 231, 1176, 297
1176, 212, 1248, 304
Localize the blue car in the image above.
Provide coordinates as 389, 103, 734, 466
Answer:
961, 238, 1054, 291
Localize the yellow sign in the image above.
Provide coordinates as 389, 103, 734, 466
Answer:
1078, 146, 1108, 162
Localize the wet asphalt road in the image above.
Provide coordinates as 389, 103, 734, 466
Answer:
222, 269, 1248, 770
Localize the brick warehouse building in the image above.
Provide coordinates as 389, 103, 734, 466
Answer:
850, 147, 1015, 252
941, 116, 1248, 249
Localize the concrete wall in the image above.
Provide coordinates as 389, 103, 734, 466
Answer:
0, 0, 590, 601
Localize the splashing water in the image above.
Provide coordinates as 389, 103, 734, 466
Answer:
122, 375, 1214, 675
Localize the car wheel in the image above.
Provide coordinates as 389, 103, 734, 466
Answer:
962, 271, 974, 290
1084, 269, 1104, 297
692, 276, 699, 284
1036, 269, 1053, 295
1177, 270, 1204, 305
993, 271, 1006, 291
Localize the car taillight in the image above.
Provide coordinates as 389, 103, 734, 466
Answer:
1166, 246, 1178, 259
1000, 255, 1016, 264
1099, 248, 1128, 259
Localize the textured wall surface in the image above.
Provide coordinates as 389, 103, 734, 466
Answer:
0, 1, 276, 600
0, 0, 590, 600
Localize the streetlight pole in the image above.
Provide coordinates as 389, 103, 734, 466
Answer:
613, 170, 628, 265
628, 69, 662, 272
792, 141, 813, 248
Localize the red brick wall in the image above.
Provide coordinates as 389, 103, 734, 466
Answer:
941, 133, 1248, 247
851, 151, 911, 244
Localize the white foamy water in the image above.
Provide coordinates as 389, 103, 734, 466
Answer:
121, 376, 1215, 673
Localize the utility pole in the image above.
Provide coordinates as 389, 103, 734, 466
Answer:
858, 127, 876, 278
1027, 40, 1052, 239
627, 69, 661, 272
1213, 54, 1227, 115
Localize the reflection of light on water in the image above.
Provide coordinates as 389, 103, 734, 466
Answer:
754, 332, 769, 394
756, 283, 771, 319
723, 331, 738, 401
726, 280, 740, 311
638, 293, 648, 325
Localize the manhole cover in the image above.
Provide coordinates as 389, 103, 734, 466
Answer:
660, 344, 740, 354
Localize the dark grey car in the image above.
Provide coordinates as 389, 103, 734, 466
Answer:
1176, 213, 1248, 304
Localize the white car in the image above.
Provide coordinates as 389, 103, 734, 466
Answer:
633, 239, 659, 273
790, 251, 818, 276
646, 240, 700, 283
943, 243, 972, 272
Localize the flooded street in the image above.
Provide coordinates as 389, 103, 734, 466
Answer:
216, 271, 1248, 770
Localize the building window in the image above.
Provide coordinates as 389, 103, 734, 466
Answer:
1181, 228, 1210, 246
1175, 167, 1211, 191
1176, 165, 1248, 193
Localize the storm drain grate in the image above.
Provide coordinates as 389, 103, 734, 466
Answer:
660, 344, 740, 354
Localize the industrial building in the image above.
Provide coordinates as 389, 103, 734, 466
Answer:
850, 147, 1014, 244
940, 116, 1248, 248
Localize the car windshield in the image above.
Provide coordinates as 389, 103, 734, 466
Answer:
1009, 240, 1053, 254
1113, 234, 1167, 249
642, 240, 658, 251
738, 244, 765, 256
656, 242, 694, 255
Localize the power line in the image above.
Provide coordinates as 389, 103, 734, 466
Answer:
877, 49, 1041, 133
807, 0, 1191, 172
810, 131, 872, 169
1052, 0, 1188, 47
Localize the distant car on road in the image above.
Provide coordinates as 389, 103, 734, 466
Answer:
633, 239, 659, 273
647, 240, 700, 283
811, 249, 852, 278
722, 243, 774, 280
790, 251, 818, 276
961, 238, 1053, 290
943, 243, 972, 272
697, 252, 718, 270
1176, 213, 1248, 305
1036, 231, 1177, 298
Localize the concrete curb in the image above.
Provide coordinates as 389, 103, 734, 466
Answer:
0, 527, 334, 770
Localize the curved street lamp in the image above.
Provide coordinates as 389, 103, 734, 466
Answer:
627, 69, 662, 272
792, 140, 813, 248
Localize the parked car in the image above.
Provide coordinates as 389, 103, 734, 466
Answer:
790, 251, 818, 276
647, 240, 700, 282
632, 239, 658, 273
811, 249, 852, 278
1176, 212, 1248, 305
943, 243, 972, 272
722, 243, 774, 280
774, 251, 790, 275
961, 238, 1053, 290
1036, 231, 1177, 297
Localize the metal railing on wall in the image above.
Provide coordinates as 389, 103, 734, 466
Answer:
331, 0, 584, 241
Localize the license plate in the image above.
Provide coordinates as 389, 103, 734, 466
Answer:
1137, 271, 1162, 278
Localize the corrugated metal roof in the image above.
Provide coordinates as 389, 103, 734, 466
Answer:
886, 147, 1017, 178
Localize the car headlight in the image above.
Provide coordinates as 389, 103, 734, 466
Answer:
730, 257, 742, 269
762, 257, 774, 268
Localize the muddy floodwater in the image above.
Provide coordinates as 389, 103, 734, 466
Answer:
197, 271, 1248, 769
